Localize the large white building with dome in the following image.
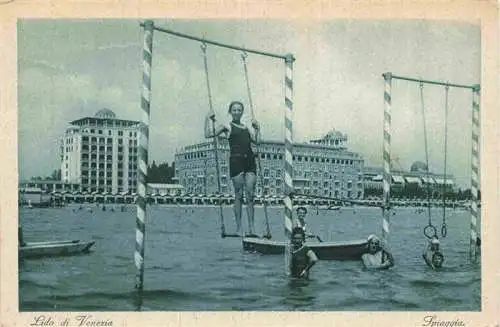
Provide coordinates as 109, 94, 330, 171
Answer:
60, 108, 140, 194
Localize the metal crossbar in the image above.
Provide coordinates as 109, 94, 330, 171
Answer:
389, 73, 478, 90
140, 22, 288, 60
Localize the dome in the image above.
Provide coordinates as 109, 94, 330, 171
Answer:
95, 108, 116, 119
410, 161, 428, 172
325, 129, 341, 138
323, 129, 346, 140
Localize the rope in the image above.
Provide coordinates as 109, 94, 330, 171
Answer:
441, 85, 449, 238
419, 82, 437, 240
241, 51, 272, 239
201, 43, 226, 238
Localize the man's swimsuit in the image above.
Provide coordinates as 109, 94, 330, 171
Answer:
290, 245, 311, 278
228, 122, 256, 178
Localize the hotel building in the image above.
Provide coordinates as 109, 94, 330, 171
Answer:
60, 108, 140, 194
174, 129, 365, 199
363, 165, 456, 194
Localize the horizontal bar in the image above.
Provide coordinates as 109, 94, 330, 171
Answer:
140, 22, 289, 60
384, 72, 479, 90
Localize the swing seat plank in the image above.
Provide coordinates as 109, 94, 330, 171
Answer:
242, 237, 368, 261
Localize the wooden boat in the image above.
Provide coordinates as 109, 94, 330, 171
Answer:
242, 237, 368, 261
19, 240, 96, 259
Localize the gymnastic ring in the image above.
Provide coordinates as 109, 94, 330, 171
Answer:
441, 224, 448, 238
424, 225, 437, 239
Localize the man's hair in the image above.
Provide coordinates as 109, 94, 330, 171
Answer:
228, 101, 244, 113
296, 206, 307, 214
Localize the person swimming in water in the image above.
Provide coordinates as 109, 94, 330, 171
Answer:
361, 234, 395, 270
205, 101, 260, 237
422, 237, 444, 269
289, 227, 319, 279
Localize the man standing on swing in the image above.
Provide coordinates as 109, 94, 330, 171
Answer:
205, 101, 261, 237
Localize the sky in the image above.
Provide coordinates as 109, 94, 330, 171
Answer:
17, 19, 480, 187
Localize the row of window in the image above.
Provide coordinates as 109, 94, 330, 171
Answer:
81, 170, 138, 176
81, 154, 138, 160
81, 162, 138, 169
180, 151, 360, 166
81, 178, 137, 185
72, 153, 138, 163
187, 186, 228, 194
179, 168, 361, 181
182, 176, 360, 190
295, 170, 363, 180
82, 179, 116, 185
81, 145, 137, 152
81, 136, 139, 145
81, 130, 138, 137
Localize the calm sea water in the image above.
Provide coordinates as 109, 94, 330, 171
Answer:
19, 204, 481, 311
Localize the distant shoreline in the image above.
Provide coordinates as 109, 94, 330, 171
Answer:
26, 202, 474, 211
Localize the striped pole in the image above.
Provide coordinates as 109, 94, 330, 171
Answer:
284, 53, 295, 237
284, 53, 295, 275
381, 73, 392, 246
470, 84, 480, 262
135, 20, 154, 298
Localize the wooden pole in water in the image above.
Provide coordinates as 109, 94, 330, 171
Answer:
381, 73, 393, 248
470, 84, 480, 262
283, 53, 295, 275
135, 20, 154, 299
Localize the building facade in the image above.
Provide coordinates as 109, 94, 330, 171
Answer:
174, 129, 365, 199
363, 166, 456, 196
60, 108, 140, 194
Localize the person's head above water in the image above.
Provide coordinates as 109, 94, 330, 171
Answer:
296, 206, 308, 214
291, 226, 305, 246
366, 234, 381, 253
228, 101, 244, 122
431, 251, 444, 268
296, 206, 307, 222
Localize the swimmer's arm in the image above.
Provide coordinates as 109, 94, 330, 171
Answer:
305, 234, 322, 242
249, 120, 260, 143
382, 250, 395, 268
422, 243, 436, 268
204, 114, 228, 138
299, 249, 318, 277
422, 252, 435, 269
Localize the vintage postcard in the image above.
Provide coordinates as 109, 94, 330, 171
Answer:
0, 1, 498, 327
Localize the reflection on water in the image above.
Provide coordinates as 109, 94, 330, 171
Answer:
284, 278, 316, 309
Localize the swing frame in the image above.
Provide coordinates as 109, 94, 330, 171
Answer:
135, 20, 297, 296
382, 72, 480, 264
